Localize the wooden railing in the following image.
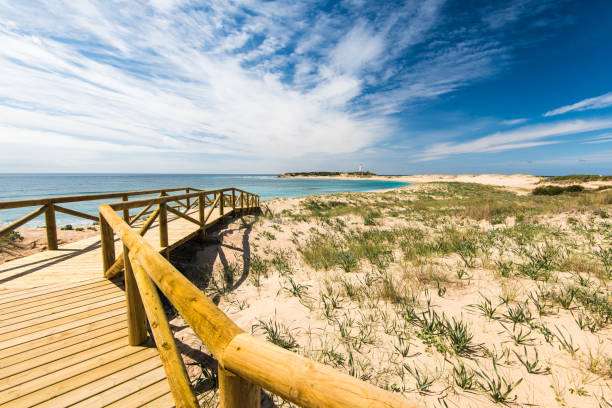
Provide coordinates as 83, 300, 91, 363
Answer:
101, 187, 259, 278
0, 187, 197, 250
99, 189, 416, 408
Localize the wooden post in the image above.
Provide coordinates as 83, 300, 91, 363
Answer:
44, 204, 58, 250
232, 189, 236, 215
198, 193, 206, 240
100, 215, 116, 273
122, 194, 129, 221
131, 258, 199, 408
219, 192, 224, 217
124, 246, 148, 345
185, 188, 190, 210
159, 202, 168, 247
219, 366, 260, 408
240, 192, 244, 214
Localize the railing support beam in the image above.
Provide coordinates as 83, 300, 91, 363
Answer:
124, 246, 148, 345
159, 203, 168, 248
44, 204, 58, 250
219, 366, 260, 408
198, 194, 206, 240
122, 194, 129, 221
131, 257, 199, 408
100, 215, 116, 273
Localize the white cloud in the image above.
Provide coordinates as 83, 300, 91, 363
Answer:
583, 134, 612, 144
544, 92, 612, 116
0, 0, 572, 171
329, 22, 385, 75
501, 118, 528, 125
420, 118, 612, 160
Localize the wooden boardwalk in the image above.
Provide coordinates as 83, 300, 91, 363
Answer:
0, 208, 225, 408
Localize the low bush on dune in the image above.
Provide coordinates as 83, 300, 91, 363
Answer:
532, 185, 584, 196
0, 230, 23, 245
544, 174, 612, 183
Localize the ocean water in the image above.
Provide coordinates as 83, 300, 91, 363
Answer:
0, 174, 408, 226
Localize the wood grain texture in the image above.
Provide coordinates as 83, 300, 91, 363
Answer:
124, 246, 148, 346
131, 257, 198, 408
219, 365, 260, 408
223, 334, 419, 408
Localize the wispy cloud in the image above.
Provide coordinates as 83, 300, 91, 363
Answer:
582, 133, 612, 144
0, 0, 576, 171
419, 118, 612, 160
544, 92, 612, 116
501, 118, 528, 125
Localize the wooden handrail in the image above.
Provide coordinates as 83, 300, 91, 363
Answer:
0, 187, 190, 210
0, 205, 47, 238
54, 205, 99, 223
98, 197, 416, 408
130, 255, 199, 407
128, 202, 154, 225
105, 207, 161, 279
166, 205, 201, 226
109, 188, 232, 211
0, 187, 195, 251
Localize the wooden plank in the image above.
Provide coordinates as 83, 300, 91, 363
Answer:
0, 327, 128, 379
0, 347, 158, 406
0, 320, 126, 366
105, 379, 173, 408
0, 307, 126, 351
0, 285, 122, 318
0, 297, 125, 336
0, 279, 109, 305
63, 365, 168, 408
0, 338, 130, 394
33, 356, 164, 408
0, 290, 123, 325
140, 391, 176, 408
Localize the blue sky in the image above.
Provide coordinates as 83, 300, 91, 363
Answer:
0, 0, 611, 175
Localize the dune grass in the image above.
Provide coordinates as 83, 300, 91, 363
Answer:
189, 181, 611, 407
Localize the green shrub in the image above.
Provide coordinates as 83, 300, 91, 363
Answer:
1, 230, 24, 245
532, 185, 583, 196
564, 185, 584, 193
545, 174, 612, 183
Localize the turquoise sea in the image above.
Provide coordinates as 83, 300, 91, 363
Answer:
0, 174, 408, 227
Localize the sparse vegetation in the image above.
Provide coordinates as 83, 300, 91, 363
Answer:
543, 174, 612, 183
180, 180, 611, 406
532, 184, 584, 195
0, 230, 23, 245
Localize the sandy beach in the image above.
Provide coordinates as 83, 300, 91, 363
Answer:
163, 177, 612, 407
281, 173, 612, 195
0, 224, 99, 264
1, 175, 611, 407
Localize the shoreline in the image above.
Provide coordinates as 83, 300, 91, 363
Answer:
278, 173, 612, 194
3, 173, 611, 263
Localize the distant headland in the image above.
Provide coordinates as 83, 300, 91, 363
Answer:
278, 171, 377, 178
